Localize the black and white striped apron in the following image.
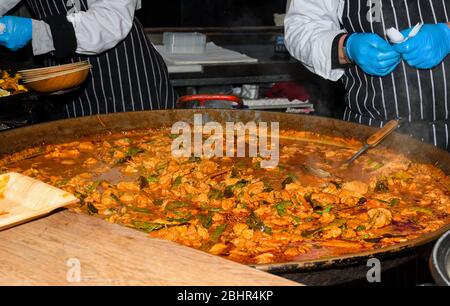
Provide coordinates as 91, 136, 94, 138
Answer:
25, 0, 176, 118
342, 0, 450, 151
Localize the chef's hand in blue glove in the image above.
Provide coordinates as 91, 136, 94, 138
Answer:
346, 33, 401, 77
394, 23, 450, 69
0, 16, 32, 51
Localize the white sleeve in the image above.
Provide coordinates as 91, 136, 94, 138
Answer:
0, 0, 22, 16
67, 0, 140, 55
284, 0, 346, 81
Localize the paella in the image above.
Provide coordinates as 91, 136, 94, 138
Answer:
0, 128, 449, 265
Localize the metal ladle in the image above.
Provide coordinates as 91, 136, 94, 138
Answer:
346, 119, 400, 165
303, 120, 400, 178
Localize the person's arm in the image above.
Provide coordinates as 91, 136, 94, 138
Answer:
284, 0, 346, 81
0, 0, 21, 16
337, 34, 351, 64
32, 0, 140, 57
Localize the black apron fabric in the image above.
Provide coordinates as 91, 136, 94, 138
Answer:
341, 0, 450, 151
26, 0, 176, 118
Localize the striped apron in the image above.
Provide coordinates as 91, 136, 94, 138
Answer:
342, 0, 450, 151
25, 0, 176, 118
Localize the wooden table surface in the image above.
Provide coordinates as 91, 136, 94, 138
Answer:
0, 210, 298, 286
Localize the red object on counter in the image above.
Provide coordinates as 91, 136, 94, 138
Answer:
177, 94, 244, 109
265, 82, 310, 102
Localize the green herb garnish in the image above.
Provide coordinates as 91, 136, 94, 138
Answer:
274, 201, 292, 217
147, 175, 159, 183
198, 213, 213, 229
208, 188, 224, 200
172, 176, 182, 188
132, 221, 165, 233
165, 201, 188, 211
247, 211, 272, 234
356, 225, 366, 232
211, 224, 227, 242
153, 199, 164, 206
390, 198, 400, 207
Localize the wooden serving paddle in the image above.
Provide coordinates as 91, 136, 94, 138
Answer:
0, 172, 79, 231
0, 210, 299, 286
0, 174, 298, 285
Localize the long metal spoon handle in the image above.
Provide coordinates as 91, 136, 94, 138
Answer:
346, 143, 370, 165
366, 119, 400, 147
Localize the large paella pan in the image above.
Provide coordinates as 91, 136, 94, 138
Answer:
0, 110, 449, 275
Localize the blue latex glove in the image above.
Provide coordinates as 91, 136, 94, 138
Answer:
346, 33, 401, 77
394, 23, 450, 69
0, 16, 32, 51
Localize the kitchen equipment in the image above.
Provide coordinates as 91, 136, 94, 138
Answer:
163, 32, 206, 54
291, 118, 397, 176
243, 98, 314, 111
346, 119, 400, 165
0, 87, 82, 120
430, 230, 450, 286
18, 61, 91, 93
18, 61, 90, 78
0, 172, 79, 231
0, 110, 448, 285
22, 66, 91, 93
155, 42, 258, 65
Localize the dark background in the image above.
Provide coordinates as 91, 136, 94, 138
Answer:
136, 0, 287, 27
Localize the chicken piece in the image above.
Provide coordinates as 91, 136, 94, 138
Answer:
61, 160, 76, 166
221, 198, 235, 211
284, 248, 300, 257
322, 226, 343, 239
319, 211, 336, 224
114, 138, 131, 147
101, 195, 116, 206
342, 181, 369, 195
112, 150, 125, 160
224, 178, 240, 186
233, 223, 248, 236
45, 149, 80, 159
117, 181, 140, 192
83, 157, 98, 166
209, 243, 228, 255
196, 225, 210, 240
247, 181, 265, 195
119, 193, 136, 203
325, 151, 337, 159
79, 142, 95, 152
254, 253, 274, 264
311, 193, 339, 206
367, 208, 393, 229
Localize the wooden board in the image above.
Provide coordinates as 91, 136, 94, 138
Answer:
0, 173, 79, 231
0, 210, 299, 286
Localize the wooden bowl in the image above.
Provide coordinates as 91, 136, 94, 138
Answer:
24, 66, 91, 93
18, 61, 89, 78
